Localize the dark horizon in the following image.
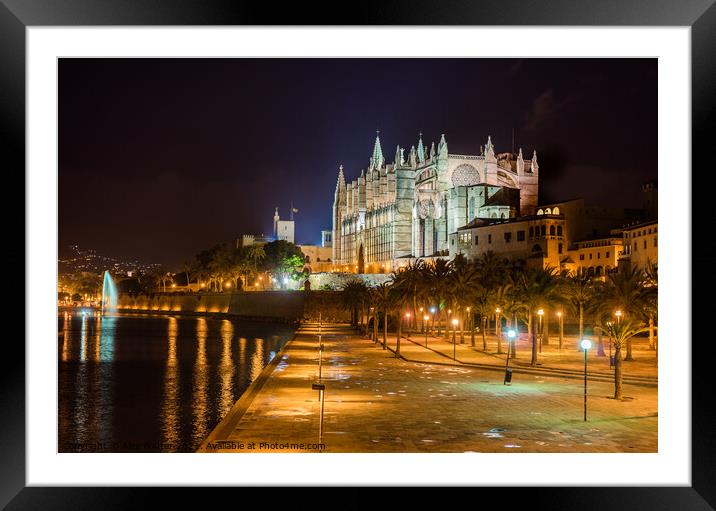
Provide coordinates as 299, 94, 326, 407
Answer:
59, 58, 657, 270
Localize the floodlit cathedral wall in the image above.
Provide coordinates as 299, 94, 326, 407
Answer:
332, 133, 540, 271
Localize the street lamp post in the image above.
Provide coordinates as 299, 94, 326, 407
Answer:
405, 312, 411, 338
615, 310, 622, 325
557, 310, 564, 350
537, 309, 544, 353
580, 339, 592, 421
495, 307, 501, 335
504, 329, 516, 384
607, 320, 614, 367
424, 315, 430, 347
451, 318, 459, 360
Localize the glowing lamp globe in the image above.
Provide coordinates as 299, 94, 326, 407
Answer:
580, 339, 592, 350
507, 330, 516, 339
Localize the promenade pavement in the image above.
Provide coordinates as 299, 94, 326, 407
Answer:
199, 322, 657, 453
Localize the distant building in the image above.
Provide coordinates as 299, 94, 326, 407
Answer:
237, 233, 273, 248
449, 213, 566, 270
321, 230, 333, 248
561, 237, 625, 278
297, 244, 333, 273
273, 207, 295, 244
618, 220, 658, 271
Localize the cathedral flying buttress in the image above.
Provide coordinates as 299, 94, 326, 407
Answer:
331, 132, 539, 273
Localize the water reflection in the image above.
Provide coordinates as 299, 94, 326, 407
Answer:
250, 339, 264, 382
58, 312, 293, 452
162, 316, 180, 449
192, 318, 210, 444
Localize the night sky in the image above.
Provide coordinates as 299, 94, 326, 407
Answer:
59, 58, 657, 269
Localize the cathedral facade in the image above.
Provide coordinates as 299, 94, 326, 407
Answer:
331, 133, 539, 273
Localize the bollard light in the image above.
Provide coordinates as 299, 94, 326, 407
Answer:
580, 339, 591, 421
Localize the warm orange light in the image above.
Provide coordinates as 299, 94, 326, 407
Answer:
172, 284, 176, 288
405, 312, 411, 318
615, 310, 623, 317
225, 282, 231, 288
495, 307, 501, 313
200, 283, 205, 288
557, 311, 562, 317
423, 315, 430, 321
451, 318, 459, 326
537, 309, 544, 316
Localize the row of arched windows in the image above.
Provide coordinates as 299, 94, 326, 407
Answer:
528, 224, 563, 239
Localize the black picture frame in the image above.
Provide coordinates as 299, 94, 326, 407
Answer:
4, 0, 713, 508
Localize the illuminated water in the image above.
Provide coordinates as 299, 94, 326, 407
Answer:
101, 270, 118, 316
58, 311, 294, 452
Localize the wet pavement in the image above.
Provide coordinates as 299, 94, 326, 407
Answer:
199, 323, 657, 453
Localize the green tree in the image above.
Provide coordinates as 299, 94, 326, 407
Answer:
565, 269, 595, 349
601, 266, 652, 361
517, 266, 561, 366
597, 320, 649, 400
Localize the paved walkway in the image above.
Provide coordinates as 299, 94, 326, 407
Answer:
382, 330, 657, 386
199, 323, 657, 453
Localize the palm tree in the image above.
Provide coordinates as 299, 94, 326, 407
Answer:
602, 267, 651, 361
449, 259, 479, 344
388, 281, 411, 357
517, 266, 561, 366
372, 282, 392, 349
565, 269, 594, 349
427, 258, 453, 337
341, 280, 368, 327
597, 320, 649, 400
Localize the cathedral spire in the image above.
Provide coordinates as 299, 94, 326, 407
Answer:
438, 133, 447, 161
394, 145, 401, 166
372, 131, 384, 170
516, 149, 524, 173
416, 132, 425, 163
335, 164, 346, 195
485, 135, 496, 160
531, 150, 539, 172
430, 141, 436, 159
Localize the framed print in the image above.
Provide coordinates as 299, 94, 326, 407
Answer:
4, 0, 714, 508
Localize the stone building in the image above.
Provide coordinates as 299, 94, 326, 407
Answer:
449, 212, 567, 269
560, 237, 625, 277
332, 133, 539, 273
618, 220, 658, 270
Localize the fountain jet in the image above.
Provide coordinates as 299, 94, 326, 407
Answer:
101, 270, 119, 316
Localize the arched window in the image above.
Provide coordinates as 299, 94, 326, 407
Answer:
596, 266, 603, 276
529, 226, 534, 238
500, 212, 506, 219
587, 267, 595, 276
491, 212, 497, 219
557, 225, 563, 237
549, 225, 555, 236
544, 208, 552, 214
552, 206, 560, 215
468, 197, 475, 220
541, 225, 546, 236
537, 209, 544, 215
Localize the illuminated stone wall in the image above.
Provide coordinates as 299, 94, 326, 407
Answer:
117, 291, 305, 320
